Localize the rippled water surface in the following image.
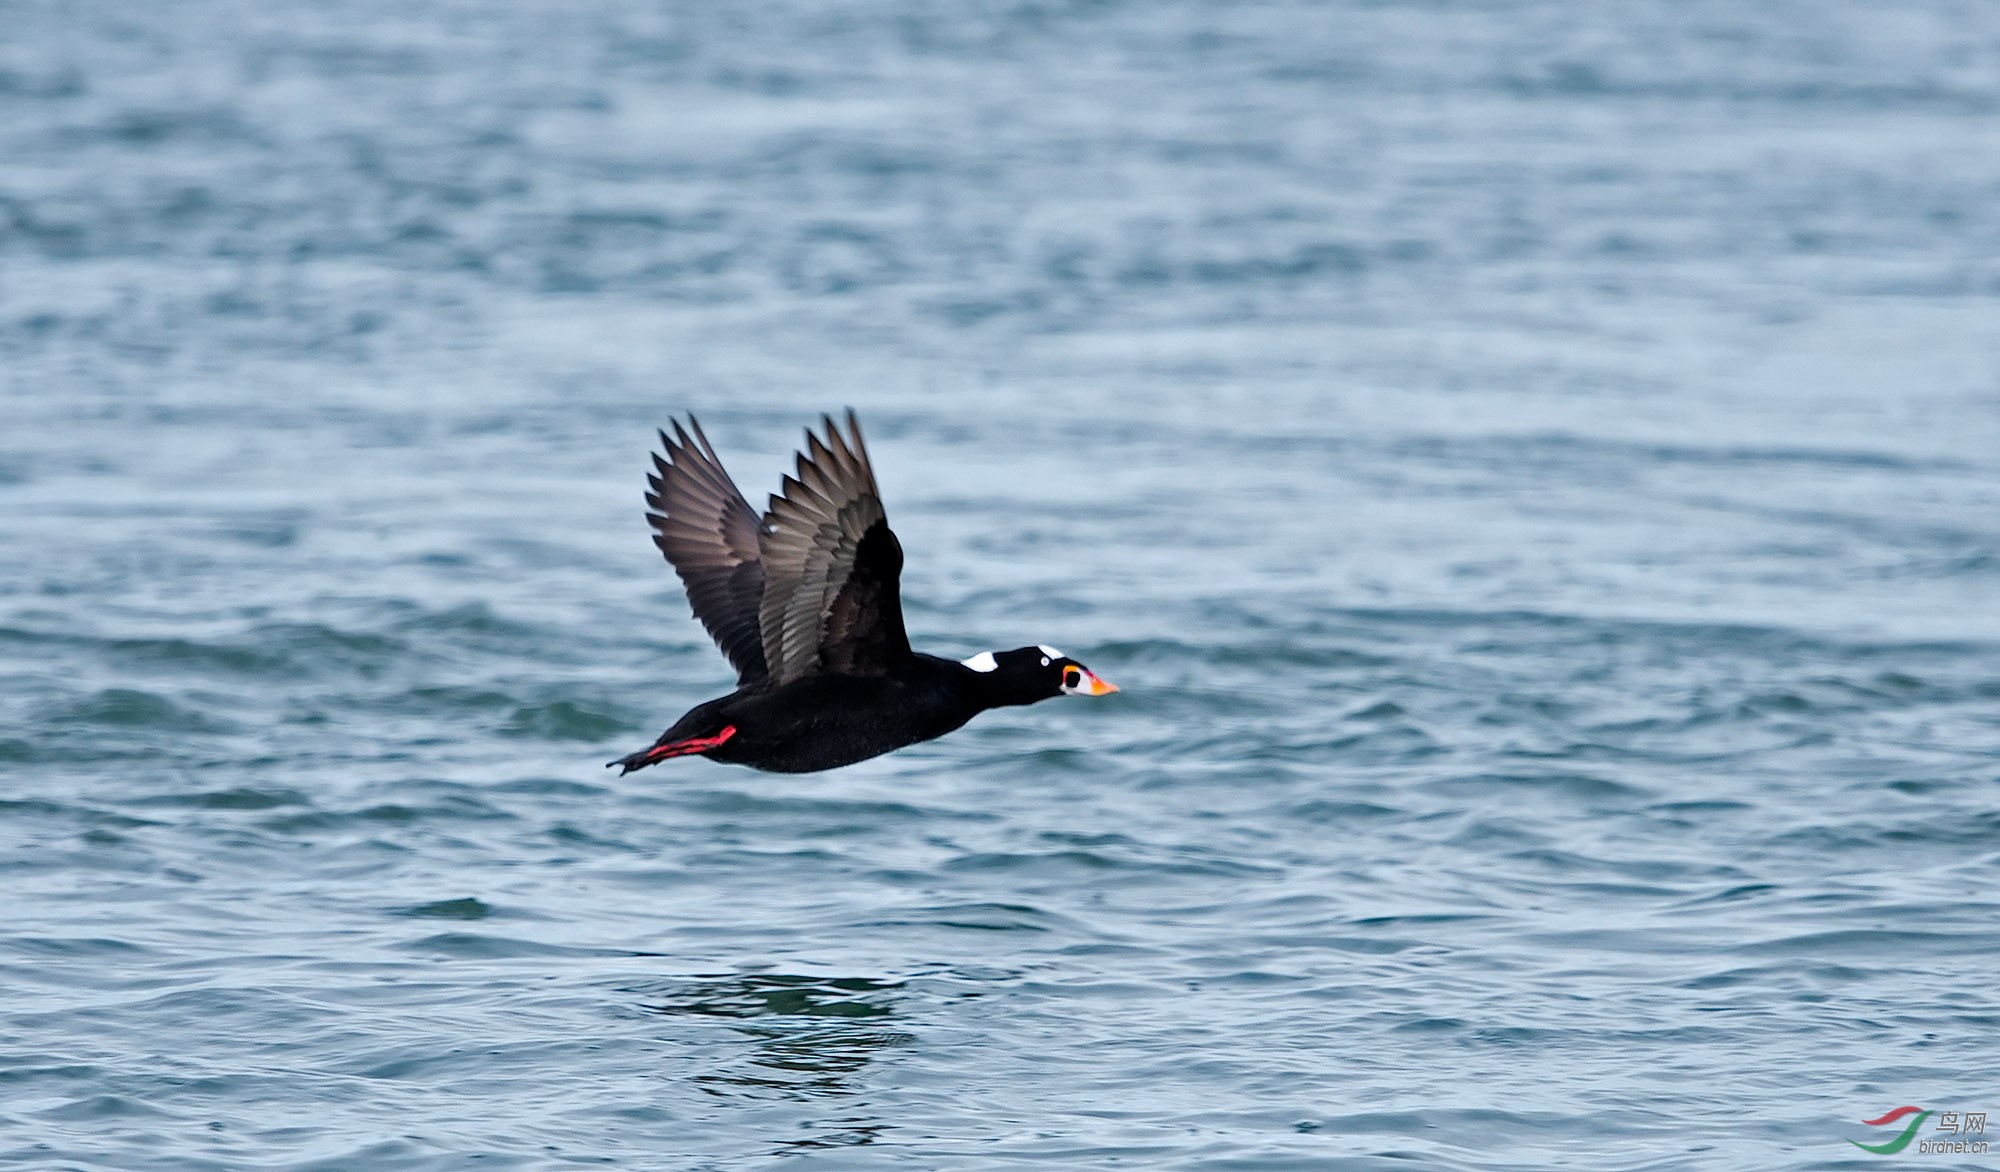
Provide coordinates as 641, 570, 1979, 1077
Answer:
6, 2, 2000, 1169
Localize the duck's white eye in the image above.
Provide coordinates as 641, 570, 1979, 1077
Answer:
1040, 656, 1049, 666
962, 651, 998, 672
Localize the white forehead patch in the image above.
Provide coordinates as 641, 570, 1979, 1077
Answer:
962, 651, 999, 672
1038, 644, 1065, 660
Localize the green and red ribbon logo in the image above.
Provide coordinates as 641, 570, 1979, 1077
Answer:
1851, 1106, 1931, 1154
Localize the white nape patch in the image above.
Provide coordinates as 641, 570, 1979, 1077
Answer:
962, 651, 999, 673
1038, 644, 1065, 661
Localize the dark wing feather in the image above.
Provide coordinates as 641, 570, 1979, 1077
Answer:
757, 410, 912, 685
645, 417, 769, 686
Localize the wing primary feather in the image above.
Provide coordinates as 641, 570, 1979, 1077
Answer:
753, 410, 910, 685
642, 415, 770, 685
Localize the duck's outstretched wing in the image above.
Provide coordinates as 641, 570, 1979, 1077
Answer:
645, 418, 770, 686
757, 410, 912, 685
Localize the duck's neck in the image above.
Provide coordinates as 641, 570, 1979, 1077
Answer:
944, 655, 1040, 711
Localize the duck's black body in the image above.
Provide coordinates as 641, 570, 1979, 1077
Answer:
611, 412, 1116, 776
646, 655, 1030, 774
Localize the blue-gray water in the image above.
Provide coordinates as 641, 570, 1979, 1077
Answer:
5, 3, 2000, 1169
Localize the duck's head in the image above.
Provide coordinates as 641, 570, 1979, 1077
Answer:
960, 644, 1118, 707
